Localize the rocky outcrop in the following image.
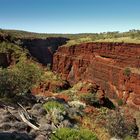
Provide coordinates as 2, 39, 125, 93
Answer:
32, 80, 70, 95
22, 37, 69, 65
53, 42, 140, 108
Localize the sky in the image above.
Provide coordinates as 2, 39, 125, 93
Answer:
0, 0, 140, 33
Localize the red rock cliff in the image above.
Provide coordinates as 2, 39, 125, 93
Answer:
53, 42, 140, 108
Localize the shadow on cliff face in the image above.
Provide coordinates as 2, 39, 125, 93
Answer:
0, 132, 33, 140
0, 53, 11, 68
92, 97, 115, 109
102, 97, 116, 109
22, 37, 69, 65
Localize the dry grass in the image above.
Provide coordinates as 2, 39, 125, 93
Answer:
130, 67, 140, 75
43, 71, 64, 84
64, 37, 140, 47
95, 37, 140, 44
81, 116, 111, 140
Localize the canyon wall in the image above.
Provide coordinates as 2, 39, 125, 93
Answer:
22, 37, 69, 65
0, 33, 69, 65
53, 42, 140, 108
0, 53, 11, 68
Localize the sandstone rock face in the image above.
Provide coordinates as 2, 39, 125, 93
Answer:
22, 37, 69, 65
53, 42, 140, 108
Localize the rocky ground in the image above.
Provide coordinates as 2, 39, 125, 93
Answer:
130, 108, 140, 140
0, 93, 139, 140
0, 96, 85, 140
0, 102, 49, 140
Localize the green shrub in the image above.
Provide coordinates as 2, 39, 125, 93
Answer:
0, 60, 43, 97
117, 99, 124, 106
43, 101, 67, 125
0, 41, 28, 62
124, 68, 131, 76
51, 127, 98, 140
43, 101, 65, 112
124, 136, 137, 140
80, 93, 99, 106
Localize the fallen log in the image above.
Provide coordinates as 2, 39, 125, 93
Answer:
17, 102, 32, 120
18, 110, 39, 130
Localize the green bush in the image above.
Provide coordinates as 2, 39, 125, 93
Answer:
80, 93, 99, 106
0, 60, 43, 97
51, 127, 98, 140
124, 136, 137, 140
117, 99, 124, 106
43, 101, 65, 112
124, 68, 131, 76
0, 41, 28, 62
43, 101, 67, 124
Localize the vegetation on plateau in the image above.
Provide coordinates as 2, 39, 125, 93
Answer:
1, 28, 140, 44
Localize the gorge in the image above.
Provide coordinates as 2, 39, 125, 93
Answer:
0, 34, 140, 108
52, 42, 140, 108
0, 33, 140, 139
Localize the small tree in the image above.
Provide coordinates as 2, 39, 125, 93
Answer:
0, 60, 43, 98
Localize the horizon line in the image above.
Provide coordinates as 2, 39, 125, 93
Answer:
1, 28, 140, 35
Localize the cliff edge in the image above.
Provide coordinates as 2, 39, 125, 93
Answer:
53, 42, 140, 108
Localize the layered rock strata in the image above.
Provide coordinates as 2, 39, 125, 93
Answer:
53, 42, 140, 108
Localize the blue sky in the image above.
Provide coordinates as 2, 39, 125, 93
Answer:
0, 0, 140, 33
